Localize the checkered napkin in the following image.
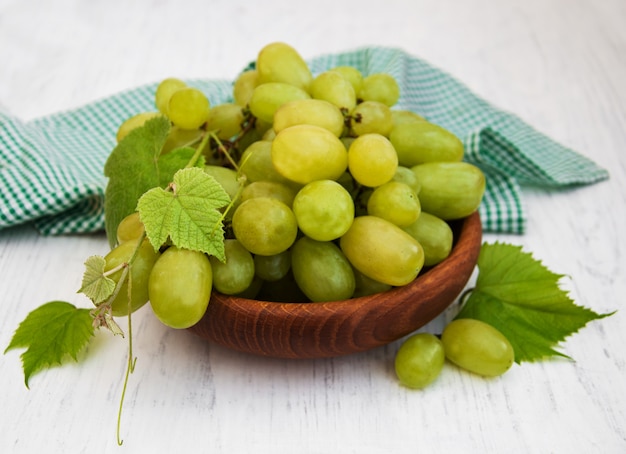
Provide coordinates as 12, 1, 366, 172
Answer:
0, 47, 609, 235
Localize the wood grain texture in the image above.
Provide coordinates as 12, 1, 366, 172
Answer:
1, 1, 625, 453
189, 213, 481, 358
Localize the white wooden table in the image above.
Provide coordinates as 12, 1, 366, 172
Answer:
1, 0, 625, 452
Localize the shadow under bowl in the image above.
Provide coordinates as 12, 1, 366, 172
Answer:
188, 211, 482, 359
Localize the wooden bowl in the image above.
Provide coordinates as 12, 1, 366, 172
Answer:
188, 211, 482, 359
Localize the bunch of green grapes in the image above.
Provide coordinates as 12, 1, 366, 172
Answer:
107, 42, 498, 385
227, 42, 485, 303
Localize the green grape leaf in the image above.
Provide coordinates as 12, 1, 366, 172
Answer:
456, 242, 614, 363
104, 116, 171, 248
78, 255, 116, 305
4, 301, 95, 388
137, 167, 230, 260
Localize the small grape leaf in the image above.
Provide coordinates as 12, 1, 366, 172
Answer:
104, 116, 171, 248
137, 167, 230, 260
103, 311, 124, 337
456, 242, 614, 363
78, 255, 116, 305
4, 301, 95, 388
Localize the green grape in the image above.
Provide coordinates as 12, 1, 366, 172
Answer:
256, 42, 313, 92
203, 165, 241, 216
254, 250, 291, 282
340, 136, 355, 151
389, 121, 464, 166
155, 77, 187, 115
206, 102, 244, 140
350, 100, 394, 137
403, 212, 453, 267
148, 247, 212, 329
209, 239, 255, 295
167, 87, 211, 130
353, 187, 373, 217
357, 73, 400, 106
412, 162, 486, 220
347, 133, 398, 187
241, 180, 297, 207
330, 66, 363, 95
271, 124, 348, 184
161, 126, 203, 154
352, 267, 392, 297
292, 179, 354, 241
367, 181, 421, 227
291, 237, 355, 302
104, 238, 160, 317
116, 111, 163, 142
391, 109, 426, 127
262, 128, 276, 141
234, 276, 264, 299
254, 117, 274, 136
395, 333, 445, 389
391, 165, 421, 195
273, 98, 345, 137
340, 215, 424, 286
232, 197, 298, 256
204, 165, 241, 199
309, 70, 357, 111
233, 69, 259, 107
239, 140, 283, 183
116, 211, 145, 244
442, 319, 515, 377
249, 82, 311, 124
238, 140, 301, 193
236, 128, 264, 157
335, 170, 358, 194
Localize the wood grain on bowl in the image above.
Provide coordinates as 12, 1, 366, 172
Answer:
188, 211, 482, 359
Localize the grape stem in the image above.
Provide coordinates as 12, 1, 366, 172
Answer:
116, 263, 137, 446
102, 262, 126, 278
220, 177, 245, 222
206, 109, 257, 167
209, 131, 239, 170
86, 233, 146, 445
184, 132, 211, 169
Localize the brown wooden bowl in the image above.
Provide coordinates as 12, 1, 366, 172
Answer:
188, 211, 482, 359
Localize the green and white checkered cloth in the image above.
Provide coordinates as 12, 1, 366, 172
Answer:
0, 47, 609, 235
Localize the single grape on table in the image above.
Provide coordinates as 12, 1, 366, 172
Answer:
441, 318, 515, 378
395, 333, 445, 389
